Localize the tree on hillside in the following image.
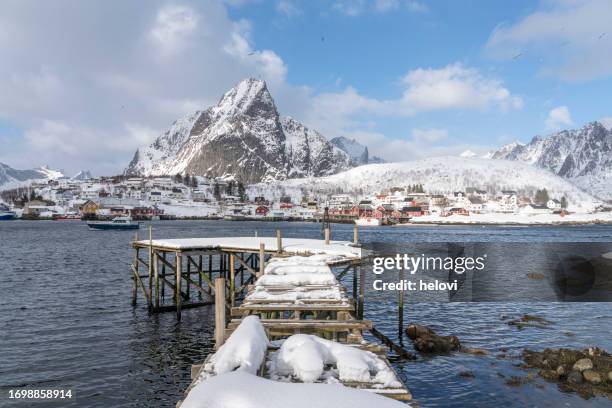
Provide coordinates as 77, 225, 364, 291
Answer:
534, 188, 549, 205
560, 196, 568, 209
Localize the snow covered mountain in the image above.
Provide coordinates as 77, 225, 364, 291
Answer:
125, 78, 356, 183
489, 121, 612, 200
249, 157, 602, 212
0, 163, 64, 191
329, 136, 384, 165
71, 170, 92, 180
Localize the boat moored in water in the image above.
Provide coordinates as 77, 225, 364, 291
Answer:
87, 216, 140, 230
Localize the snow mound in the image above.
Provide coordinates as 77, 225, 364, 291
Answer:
269, 334, 402, 387
256, 255, 338, 287
181, 371, 407, 408
198, 316, 268, 381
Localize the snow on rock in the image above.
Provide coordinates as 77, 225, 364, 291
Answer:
181, 371, 407, 408
489, 121, 612, 200
269, 334, 402, 387
125, 78, 357, 183
197, 316, 268, 382
0, 162, 64, 191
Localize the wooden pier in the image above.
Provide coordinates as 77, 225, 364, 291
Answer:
130, 229, 361, 320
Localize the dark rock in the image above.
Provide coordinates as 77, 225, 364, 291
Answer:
459, 370, 475, 378
405, 324, 461, 354
568, 370, 583, 384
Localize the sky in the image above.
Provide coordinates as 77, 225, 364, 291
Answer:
0, 0, 611, 176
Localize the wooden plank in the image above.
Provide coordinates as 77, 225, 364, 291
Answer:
176, 252, 182, 320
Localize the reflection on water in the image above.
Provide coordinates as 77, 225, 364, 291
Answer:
0, 221, 611, 407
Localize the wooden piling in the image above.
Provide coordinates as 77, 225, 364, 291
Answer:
324, 228, 330, 245
276, 230, 282, 254
131, 232, 139, 306
154, 251, 160, 310
147, 226, 153, 311
358, 265, 365, 319
214, 278, 226, 349
198, 255, 203, 300
353, 225, 359, 245
258, 243, 265, 277
398, 268, 404, 340
176, 252, 182, 321
229, 254, 235, 307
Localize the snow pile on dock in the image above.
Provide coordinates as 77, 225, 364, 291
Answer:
245, 255, 348, 302
181, 371, 408, 408
269, 334, 402, 387
196, 316, 268, 381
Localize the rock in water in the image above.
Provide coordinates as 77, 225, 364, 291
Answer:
567, 370, 583, 384
582, 369, 601, 384
405, 324, 460, 354
572, 358, 593, 372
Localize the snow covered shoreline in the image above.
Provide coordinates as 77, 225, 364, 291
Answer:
400, 212, 612, 226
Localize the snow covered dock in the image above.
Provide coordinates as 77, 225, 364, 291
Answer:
179, 250, 412, 407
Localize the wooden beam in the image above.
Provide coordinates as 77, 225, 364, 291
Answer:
154, 251, 160, 309
158, 253, 177, 273
276, 229, 282, 253
229, 254, 235, 307
353, 224, 359, 245
233, 254, 257, 277
324, 227, 330, 245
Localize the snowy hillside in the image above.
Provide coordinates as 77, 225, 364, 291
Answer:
71, 170, 92, 180
125, 78, 365, 183
489, 121, 612, 200
249, 157, 602, 211
0, 163, 64, 191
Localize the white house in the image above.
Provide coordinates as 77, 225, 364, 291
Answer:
547, 199, 562, 210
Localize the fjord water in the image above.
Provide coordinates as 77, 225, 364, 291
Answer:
0, 221, 611, 407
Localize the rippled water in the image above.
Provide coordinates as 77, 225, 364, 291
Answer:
0, 221, 611, 407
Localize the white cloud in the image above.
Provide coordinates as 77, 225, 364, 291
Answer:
400, 63, 523, 112
545, 106, 573, 130
0, 1, 293, 174
405, 0, 427, 13
411, 128, 448, 143
335, 0, 426, 16
276, 0, 301, 17
149, 5, 199, 57
485, 0, 612, 81
374, 0, 400, 12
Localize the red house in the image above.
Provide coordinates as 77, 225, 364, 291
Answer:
255, 206, 269, 216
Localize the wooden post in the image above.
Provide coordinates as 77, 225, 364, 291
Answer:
214, 278, 226, 349
276, 229, 282, 254
186, 256, 191, 300
198, 255, 203, 300
358, 265, 365, 319
229, 254, 235, 307
352, 264, 358, 305
131, 236, 139, 306
254, 230, 258, 237
324, 227, 330, 245
258, 243, 265, 277
398, 268, 404, 340
147, 226, 153, 312
154, 251, 160, 310
353, 225, 359, 245
208, 255, 213, 295
161, 253, 166, 299
176, 252, 182, 321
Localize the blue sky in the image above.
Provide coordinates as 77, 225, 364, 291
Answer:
0, 0, 611, 175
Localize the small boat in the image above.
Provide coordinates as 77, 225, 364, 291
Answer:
354, 217, 382, 226
87, 216, 140, 230
0, 210, 17, 220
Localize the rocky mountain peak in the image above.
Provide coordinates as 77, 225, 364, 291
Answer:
124, 78, 368, 183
